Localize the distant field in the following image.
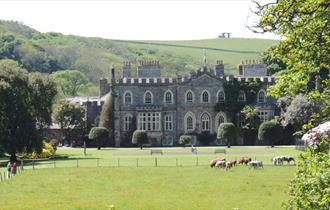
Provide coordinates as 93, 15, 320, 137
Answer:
0, 147, 300, 210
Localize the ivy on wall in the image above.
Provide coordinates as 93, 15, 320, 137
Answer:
214, 79, 263, 124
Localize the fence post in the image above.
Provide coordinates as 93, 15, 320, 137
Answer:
76, 159, 79, 168
196, 157, 199, 166
0, 173, 2, 182
255, 156, 257, 161
97, 158, 99, 167
54, 160, 56, 168
32, 160, 35, 170
155, 158, 157, 167
21, 160, 24, 171
176, 158, 178, 167
136, 158, 138, 167
117, 158, 120, 167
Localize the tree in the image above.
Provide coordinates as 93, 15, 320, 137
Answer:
179, 135, 192, 145
251, 0, 330, 121
132, 130, 148, 149
53, 100, 86, 146
88, 127, 109, 150
217, 123, 236, 147
286, 122, 330, 210
258, 121, 283, 147
241, 106, 261, 145
0, 59, 56, 161
281, 94, 321, 132
52, 70, 88, 96
99, 92, 115, 146
197, 131, 214, 146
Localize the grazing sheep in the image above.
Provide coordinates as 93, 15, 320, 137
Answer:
225, 162, 233, 170
210, 158, 226, 168
248, 161, 263, 169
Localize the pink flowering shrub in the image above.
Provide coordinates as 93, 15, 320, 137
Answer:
301, 121, 330, 147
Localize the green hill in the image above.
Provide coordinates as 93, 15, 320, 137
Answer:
0, 20, 278, 83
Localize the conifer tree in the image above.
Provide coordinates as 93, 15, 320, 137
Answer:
99, 92, 115, 146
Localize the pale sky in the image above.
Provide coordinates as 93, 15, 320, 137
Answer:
0, 0, 279, 40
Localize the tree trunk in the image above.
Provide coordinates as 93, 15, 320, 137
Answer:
10, 153, 17, 162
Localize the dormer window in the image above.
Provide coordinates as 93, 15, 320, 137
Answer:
144, 91, 153, 104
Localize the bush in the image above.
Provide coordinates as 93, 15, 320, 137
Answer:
286, 122, 330, 209
88, 127, 109, 150
49, 139, 59, 151
17, 141, 55, 159
258, 121, 283, 147
197, 131, 215, 146
217, 123, 236, 146
179, 135, 192, 145
132, 130, 148, 148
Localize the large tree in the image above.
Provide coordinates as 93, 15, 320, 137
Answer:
0, 59, 57, 161
241, 105, 261, 145
53, 100, 86, 146
52, 70, 88, 96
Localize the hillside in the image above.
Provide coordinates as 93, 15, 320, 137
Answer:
0, 20, 278, 83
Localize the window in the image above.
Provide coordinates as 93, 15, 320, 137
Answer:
218, 115, 225, 124
138, 112, 160, 131
164, 90, 173, 104
123, 115, 132, 131
144, 91, 153, 104
201, 113, 210, 131
217, 90, 225, 103
258, 111, 268, 122
186, 91, 193, 103
238, 91, 246, 102
236, 113, 245, 127
164, 115, 173, 131
163, 136, 173, 146
124, 91, 132, 105
215, 112, 226, 131
258, 90, 266, 103
187, 116, 193, 130
201, 90, 209, 103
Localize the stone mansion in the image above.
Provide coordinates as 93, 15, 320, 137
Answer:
67, 60, 276, 147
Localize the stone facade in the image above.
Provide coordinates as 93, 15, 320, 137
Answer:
68, 60, 276, 147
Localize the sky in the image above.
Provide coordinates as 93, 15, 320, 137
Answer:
0, 0, 279, 40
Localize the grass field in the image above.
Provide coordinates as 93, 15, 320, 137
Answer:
0, 147, 300, 210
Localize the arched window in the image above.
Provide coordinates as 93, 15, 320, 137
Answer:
201, 90, 210, 103
238, 91, 246, 102
123, 115, 132, 131
257, 90, 266, 103
215, 112, 226, 132
186, 91, 193, 103
184, 112, 196, 132
124, 91, 132, 105
164, 90, 173, 104
201, 113, 210, 131
144, 91, 153, 104
217, 90, 225, 103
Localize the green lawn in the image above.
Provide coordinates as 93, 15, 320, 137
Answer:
0, 147, 300, 209
0, 166, 295, 210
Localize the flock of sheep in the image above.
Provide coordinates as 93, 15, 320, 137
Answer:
210, 156, 295, 170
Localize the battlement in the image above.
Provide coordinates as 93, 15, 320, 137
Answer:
238, 60, 267, 77
137, 60, 161, 77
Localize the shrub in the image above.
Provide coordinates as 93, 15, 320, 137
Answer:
49, 139, 59, 151
17, 141, 55, 159
179, 135, 192, 145
217, 123, 236, 146
132, 130, 148, 148
197, 131, 215, 146
88, 127, 109, 150
258, 121, 283, 147
286, 122, 330, 209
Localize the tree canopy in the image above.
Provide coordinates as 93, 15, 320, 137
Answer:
0, 59, 57, 161
52, 70, 89, 96
88, 127, 109, 150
